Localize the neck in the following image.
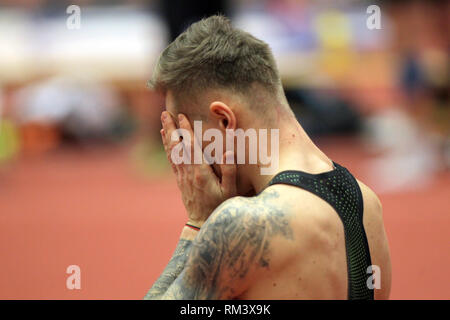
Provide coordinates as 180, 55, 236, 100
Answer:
243, 112, 334, 195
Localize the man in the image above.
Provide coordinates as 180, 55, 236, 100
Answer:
144, 15, 391, 300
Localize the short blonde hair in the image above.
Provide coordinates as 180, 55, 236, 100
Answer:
148, 15, 281, 102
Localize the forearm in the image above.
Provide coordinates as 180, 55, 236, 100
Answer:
144, 226, 198, 300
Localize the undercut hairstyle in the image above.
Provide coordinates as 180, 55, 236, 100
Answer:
148, 15, 282, 103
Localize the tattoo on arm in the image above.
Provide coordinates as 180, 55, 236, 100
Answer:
162, 190, 294, 299
144, 239, 192, 300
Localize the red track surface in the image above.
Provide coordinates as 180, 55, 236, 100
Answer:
0, 139, 449, 299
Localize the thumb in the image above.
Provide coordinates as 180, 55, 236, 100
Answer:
220, 151, 237, 197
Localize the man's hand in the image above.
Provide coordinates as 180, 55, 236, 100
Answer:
160, 111, 237, 228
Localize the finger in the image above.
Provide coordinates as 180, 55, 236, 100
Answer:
161, 111, 179, 148
160, 129, 165, 146
160, 128, 169, 157
177, 114, 193, 140
220, 151, 237, 197
177, 113, 192, 130
161, 112, 185, 174
178, 114, 217, 183
161, 129, 170, 154
179, 113, 207, 162
178, 113, 215, 171
177, 113, 196, 163
161, 128, 179, 175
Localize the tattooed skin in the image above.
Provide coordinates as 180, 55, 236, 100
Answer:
144, 239, 192, 299
146, 189, 294, 300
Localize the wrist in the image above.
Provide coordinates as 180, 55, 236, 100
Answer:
181, 224, 199, 240
186, 219, 205, 229
185, 224, 200, 232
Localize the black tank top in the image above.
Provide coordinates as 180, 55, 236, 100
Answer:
266, 161, 374, 300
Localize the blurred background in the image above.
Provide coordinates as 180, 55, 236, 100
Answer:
0, 0, 448, 299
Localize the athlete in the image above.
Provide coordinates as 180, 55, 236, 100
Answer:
144, 15, 391, 300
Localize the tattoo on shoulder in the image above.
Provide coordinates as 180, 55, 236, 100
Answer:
174, 189, 294, 299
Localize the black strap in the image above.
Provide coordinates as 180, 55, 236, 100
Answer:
267, 162, 374, 300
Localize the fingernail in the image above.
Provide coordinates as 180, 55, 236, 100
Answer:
178, 114, 183, 122
161, 112, 167, 121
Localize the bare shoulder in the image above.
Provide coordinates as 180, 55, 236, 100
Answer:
205, 189, 294, 237
355, 179, 391, 299
186, 189, 295, 298
356, 179, 383, 216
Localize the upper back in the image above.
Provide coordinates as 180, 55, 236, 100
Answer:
237, 172, 391, 299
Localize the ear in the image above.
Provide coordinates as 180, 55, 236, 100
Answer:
209, 101, 236, 130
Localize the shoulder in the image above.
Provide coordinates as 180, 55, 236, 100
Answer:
356, 179, 383, 215
201, 189, 294, 240
184, 190, 294, 298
